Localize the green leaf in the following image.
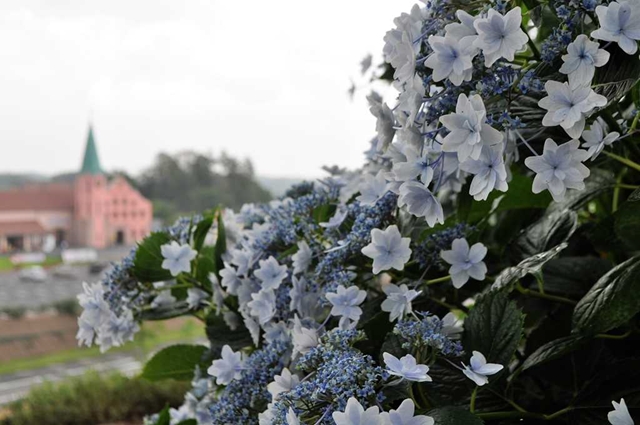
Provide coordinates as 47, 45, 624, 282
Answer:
155, 405, 170, 425
139, 301, 192, 321
142, 344, 208, 382
521, 334, 586, 371
133, 232, 174, 282
492, 243, 568, 292
195, 246, 217, 291
593, 45, 640, 105
213, 212, 227, 277
205, 311, 252, 355
572, 256, 640, 335
428, 407, 484, 425
192, 214, 215, 251
468, 173, 551, 222
312, 203, 334, 224
614, 191, 640, 250
547, 169, 614, 213
511, 210, 577, 260
542, 257, 613, 296
462, 292, 524, 373
175, 421, 197, 425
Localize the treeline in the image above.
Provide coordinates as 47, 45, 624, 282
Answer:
131, 151, 272, 222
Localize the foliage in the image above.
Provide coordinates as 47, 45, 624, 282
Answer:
1, 371, 188, 425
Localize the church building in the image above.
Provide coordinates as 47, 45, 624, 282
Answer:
0, 127, 153, 253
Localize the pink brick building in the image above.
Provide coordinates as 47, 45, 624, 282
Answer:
0, 127, 153, 253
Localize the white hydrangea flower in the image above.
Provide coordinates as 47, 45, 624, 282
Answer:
462, 351, 504, 386
263, 321, 289, 344
460, 145, 509, 201
560, 34, 610, 88
289, 275, 321, 319
150, 290, 177, 308
292, 241, 313, 274
592, 1, 640, 54
539, 80, 607, 138
77, 282, 109, 327
392, 144, 435, 185
582, 119, 620, 160
383, 353, 432, 382
361, 225, 412, 274
326, 284, 367, 321
381, 283, 421, 322
396, 74, 427, 121
380, 399, 435, 425
357, 170, 390, 206
608, 398, 634, 425
160, 241, 197, 276
424, 35, 476, 86
440, 93, 503, 162
292, 315, 319, 357
186, 287, 209, 309
319, 206, 348, 229
332, 397, 383, 425
368, 93, 397, 151
229, 247, 256, 277
268, 368, 300, 401
286, 408, 300, 425
220, 263, 242, 295
254, 256, 288, 290
259, 404, 276, 425
389, 31, 418, 85
524, 138, 590, 201
207, 345, 245, 386
473, 7, 529, 67
398, 181, 444, 227
248, 289, 277, 325
441, 312, 464, 338
445, 10, 479, 43
440, 238, 488, 288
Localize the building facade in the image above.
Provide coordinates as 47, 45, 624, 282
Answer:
0, 127, 153, 253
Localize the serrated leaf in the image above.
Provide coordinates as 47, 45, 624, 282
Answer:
521, 334, 586, 371
462, 292, 524, 373
205, 311, 252, 355
133, 232, 174, 282
542, 257, 613, 296
142, 344, 208, 381
428, 406, 484, 425
511, 210, 577, 260
614, 192, 640, 250
492, 243, 568, 291
572, 256, 640, 335
593, 45, 640, 105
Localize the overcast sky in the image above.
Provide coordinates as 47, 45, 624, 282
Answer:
0, 1, 415, 178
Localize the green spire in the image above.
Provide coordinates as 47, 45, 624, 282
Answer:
80, 125, 103, 174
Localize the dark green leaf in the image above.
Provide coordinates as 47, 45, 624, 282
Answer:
133, 232, 174, 282
521, 334, 586, 371
462, 292, 525, 373
312, 203, 334, 224
142, 344, 208, 382
213, 212, 227, 277
192, 214, 215, 251
175, 421, 197, 425
155, 405, 170, 425
205, 311, 252, 355
542, 256, 613, 296
457, 179, 473, 223
573, 256, 640, 334
547, 169, 614, 213
195, 246, 217, 291
593, 45, 640, 105
511, 210, 577, 260
614, 192, 640, 250
492, 243, 568, 292
428, 406, 484, 425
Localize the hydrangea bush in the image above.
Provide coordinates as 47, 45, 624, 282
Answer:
77, 0, 640, 423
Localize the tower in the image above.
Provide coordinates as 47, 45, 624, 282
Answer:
73, 125, 108, 248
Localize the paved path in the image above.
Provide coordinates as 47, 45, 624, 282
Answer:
0, 247, 133, 309
0, 353, 142, 405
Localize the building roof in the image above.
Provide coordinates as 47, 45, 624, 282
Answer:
0, 220, 46, 236
0, 183, 74, 211
79, 126, 103, 175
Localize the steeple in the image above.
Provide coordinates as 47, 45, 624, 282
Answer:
80, 125, 103, 175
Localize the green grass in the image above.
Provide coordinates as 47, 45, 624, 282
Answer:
0, 256, 62, 271
0, 319, 203, 376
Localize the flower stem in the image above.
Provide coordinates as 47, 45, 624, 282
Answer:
521, 24, 541, 60
516, 282, 577, 305
425, 275, 451, 285
604, 151, 640, 172
470, 387, 479, 413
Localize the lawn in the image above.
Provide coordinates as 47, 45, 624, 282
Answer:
0, 256, 62, 272
0, 318, 203, 376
